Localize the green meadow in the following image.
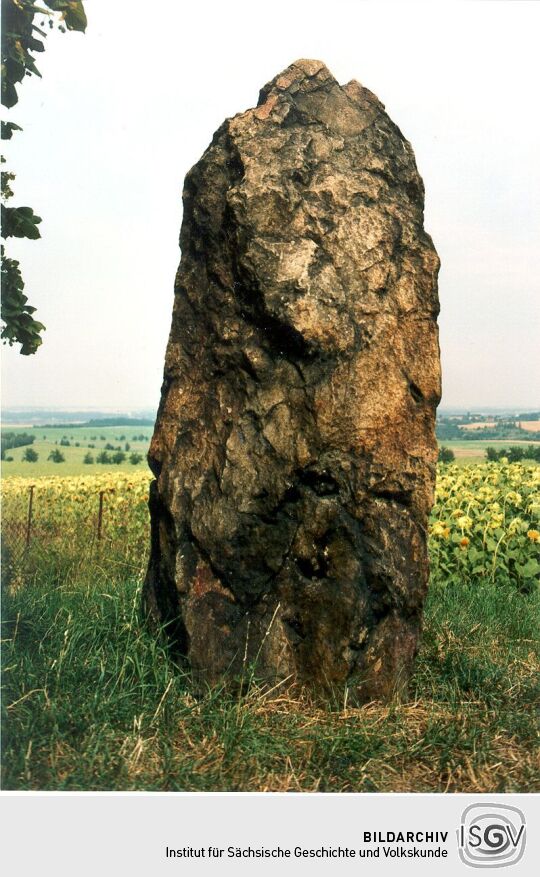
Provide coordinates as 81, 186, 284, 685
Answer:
4, 426, 540, 476
1, 424, 152, 477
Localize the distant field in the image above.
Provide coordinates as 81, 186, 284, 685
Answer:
458, 421, 540, 434
459, 421, 497, 431
3, 424, 540, 477
443, 438, 540, 464
517, 421, 540, 432
1, 424, 152, 477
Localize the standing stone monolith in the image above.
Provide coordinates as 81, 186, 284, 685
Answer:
144, 60, 441, 703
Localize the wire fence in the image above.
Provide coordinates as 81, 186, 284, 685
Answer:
1, 476, 151, 586
5, 465, 539, 594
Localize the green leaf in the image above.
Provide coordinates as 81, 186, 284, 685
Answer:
1, 79, 19, 110
1, 0, 86, 354
27, 37, 46, 53
1, 170, 16, 200
1, 204, 42, 239
1, 121, 23, 140
2, 1, 87, 108
1, 248, 45, 355
516, 559, 540, 579
65, 2, 88, 33
44, 1, 87, 32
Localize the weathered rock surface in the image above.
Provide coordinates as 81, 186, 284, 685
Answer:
144, 59, 441, 702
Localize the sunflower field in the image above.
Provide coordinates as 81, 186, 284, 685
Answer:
430, 462, 540, 591
1, 462, 539, 590
1, 471, 153, 585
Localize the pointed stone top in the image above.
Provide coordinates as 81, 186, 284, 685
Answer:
257, 59, 336, 106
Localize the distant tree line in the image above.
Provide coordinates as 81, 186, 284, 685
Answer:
435, 421, 462, 441
486, 446, 540, 463
16, 448, 146, 465
1, 431, 34, 458
475, 427, 540, 442
35, 419, 154, 429
84, 451, 143, 466
83, 418, 153, 428
436, 422, 540, 442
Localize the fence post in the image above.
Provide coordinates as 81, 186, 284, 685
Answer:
97, 490, 105, 541
25, 484, 35, 548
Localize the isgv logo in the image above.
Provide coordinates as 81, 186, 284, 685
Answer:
458, 803, 526, 868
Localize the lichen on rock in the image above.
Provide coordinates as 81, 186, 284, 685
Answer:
144, 59, 441, 703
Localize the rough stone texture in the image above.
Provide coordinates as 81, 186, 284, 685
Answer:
144, 60, 441, 703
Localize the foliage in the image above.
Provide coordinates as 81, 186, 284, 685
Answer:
83, 451, 94, 464
1, 120, 21, 140
438, 446, 455, 463
0, 247, 45, 353
129, 452, 143, 465
1, 203, 42, 238
22, 445, 38, 462
1, 0, 87, 108
1, 430, 34, 458
47, 448, 65, 463
435, 420, 463, 441
486, 445, 540, 463
1, 0, 87, 354
430, 462, 540, 593
95, 449, 128, 465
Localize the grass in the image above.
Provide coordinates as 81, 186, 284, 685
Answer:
2, 554, 538, 792
442, 439, 540, 465
1, 424, 151, 477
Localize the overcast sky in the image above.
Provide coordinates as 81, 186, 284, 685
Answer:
1, 0, 539, 411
